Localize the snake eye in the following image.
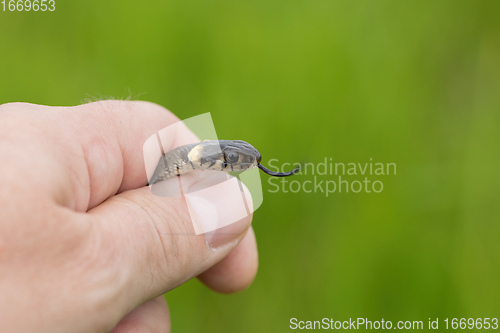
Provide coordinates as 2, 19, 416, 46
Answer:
225, 152, 239, 163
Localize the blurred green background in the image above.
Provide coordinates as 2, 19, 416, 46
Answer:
2, 0, 500, 332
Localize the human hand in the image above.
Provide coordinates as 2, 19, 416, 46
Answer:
0, 101, 258, 332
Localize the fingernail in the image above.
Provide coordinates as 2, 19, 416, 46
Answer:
184, 173, 253, 248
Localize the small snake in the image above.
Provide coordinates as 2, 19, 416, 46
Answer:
149, 140, 300, 185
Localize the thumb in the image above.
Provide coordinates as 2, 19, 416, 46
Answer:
87, 169, 253, 307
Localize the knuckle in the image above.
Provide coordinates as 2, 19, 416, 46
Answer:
129, 100, 180, 124
0, 101, 35, 111
79, 100, 180, 133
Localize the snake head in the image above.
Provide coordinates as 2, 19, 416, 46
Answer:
219, 140, 261, 172
187, 140, 261, 172
184, 139, 298, 177
219, 140, 299, 177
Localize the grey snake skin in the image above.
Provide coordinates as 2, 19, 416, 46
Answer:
149, 140, 299, 185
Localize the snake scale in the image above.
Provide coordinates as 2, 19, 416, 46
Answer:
149, 140, 300, 185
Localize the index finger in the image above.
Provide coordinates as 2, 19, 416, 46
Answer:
32, 100, 198, 211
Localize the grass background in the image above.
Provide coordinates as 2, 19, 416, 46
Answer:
1, 0, 500, 331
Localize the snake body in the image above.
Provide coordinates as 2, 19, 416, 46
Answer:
149, 140, 299, 185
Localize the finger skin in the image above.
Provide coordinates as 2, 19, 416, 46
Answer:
88, 185, 253, 304
0, 100, 196, 211
198, 227, 258, 294
111, 296, 170, 333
